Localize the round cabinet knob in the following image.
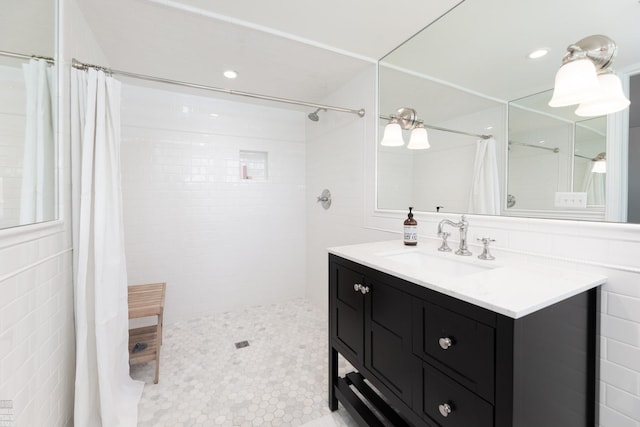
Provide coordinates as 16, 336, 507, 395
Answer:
360, 286, 370, 295
439, 337, 453, 350
438, 403, 453, 417
353, 283, 362, 292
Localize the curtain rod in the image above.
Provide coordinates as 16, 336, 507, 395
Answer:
0, 50, 54, 64
378, 114, 492, 140
509, 140, 560, 153
72, 59, 365, 118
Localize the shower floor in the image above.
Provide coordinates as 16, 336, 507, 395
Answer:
131, 298, 358, 427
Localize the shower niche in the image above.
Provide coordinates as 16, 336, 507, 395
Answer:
239, 150, 268, 181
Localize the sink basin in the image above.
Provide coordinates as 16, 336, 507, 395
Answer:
380, 251, 496, 277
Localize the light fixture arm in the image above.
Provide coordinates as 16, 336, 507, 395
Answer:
562, 34, 618, 73
390, 107, 420, 130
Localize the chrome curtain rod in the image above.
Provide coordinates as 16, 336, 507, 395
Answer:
378, 114, 492, 140
509, 140, 560, 153
72, 59, 365, 118
0, 50, 54, 64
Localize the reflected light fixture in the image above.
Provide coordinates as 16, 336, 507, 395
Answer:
528, 48, 549, 59
381, 107, 430, 149
549, 35, 630, 116
380, 117, 404, 147
591, 152, 607, 173
407, 123, 430, 149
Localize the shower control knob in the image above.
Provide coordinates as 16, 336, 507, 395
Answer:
439, 337, 453, 350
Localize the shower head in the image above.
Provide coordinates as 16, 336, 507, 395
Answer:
308, 108, 326, 121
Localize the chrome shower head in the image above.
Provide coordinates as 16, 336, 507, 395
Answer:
308, 108, 325, 121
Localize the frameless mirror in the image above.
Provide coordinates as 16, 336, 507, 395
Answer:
0, 0, 57, 229
378, 0, 640, 223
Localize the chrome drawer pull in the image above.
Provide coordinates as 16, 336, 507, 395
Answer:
438, 403, 452, 417
439, 337, 453, 350
353, 283, 362, 292
360, 286, 370, 294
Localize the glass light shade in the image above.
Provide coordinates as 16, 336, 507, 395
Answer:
407, 127, 430, 149
591, 159, 606, 174
575, 73, 631, 117
548, 59, 600, 107
380, 122, 404, 147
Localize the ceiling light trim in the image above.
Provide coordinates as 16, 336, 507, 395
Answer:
144, 0, 377, 63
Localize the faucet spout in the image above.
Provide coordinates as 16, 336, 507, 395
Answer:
437, 215, 472, 256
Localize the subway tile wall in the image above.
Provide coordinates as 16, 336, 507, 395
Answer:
0, 65, 26, 229
0, 224, 74, 427
120, 85, 308, 323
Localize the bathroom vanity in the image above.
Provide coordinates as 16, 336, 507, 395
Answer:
328, 241, 606, 427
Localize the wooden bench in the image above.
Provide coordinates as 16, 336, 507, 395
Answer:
128, 282, 166, 384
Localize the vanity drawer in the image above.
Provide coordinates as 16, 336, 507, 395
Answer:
421, 363, 493, 427
413, 300, 495, 401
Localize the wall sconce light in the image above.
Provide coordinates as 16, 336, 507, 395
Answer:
380, 107, 430, 149
591, 152, 607, 173
549, 35, 630, 116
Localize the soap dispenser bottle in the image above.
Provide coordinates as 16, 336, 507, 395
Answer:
404, 207, 417, 246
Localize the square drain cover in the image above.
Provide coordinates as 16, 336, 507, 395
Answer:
235, 340, 250, 349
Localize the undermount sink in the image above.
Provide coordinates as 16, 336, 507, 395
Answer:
378, 250, 496, 277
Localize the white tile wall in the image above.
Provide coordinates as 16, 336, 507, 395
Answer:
120, 84, 308, 323
0, 65, 27, 229
0, 224, 74, 427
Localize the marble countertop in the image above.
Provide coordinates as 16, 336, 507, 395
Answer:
328, 240, 607, 319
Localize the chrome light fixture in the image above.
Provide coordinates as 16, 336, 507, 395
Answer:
381, 107, 430, 149
380, 117, 404, 146
407, 122, 430, 149
549, 35, 630, 116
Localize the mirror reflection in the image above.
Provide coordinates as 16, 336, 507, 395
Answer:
377, 0, 640, 223
0, 0, 57, 229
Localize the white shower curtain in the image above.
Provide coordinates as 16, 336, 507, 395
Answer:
582, 167, 606, 206
71, 67, 143, 427
19, 59, 55, 224
468, 138, 501, 215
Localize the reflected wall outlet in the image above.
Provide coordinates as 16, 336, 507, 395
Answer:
554, 192, 587, 208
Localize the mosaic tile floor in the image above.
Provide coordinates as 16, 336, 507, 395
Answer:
131, 299, 359, 427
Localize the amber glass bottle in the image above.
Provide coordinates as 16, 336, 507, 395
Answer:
404, 207, 417, 246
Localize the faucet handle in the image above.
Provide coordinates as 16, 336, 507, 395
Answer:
438, 232, 452, 252
477, 237, 496, 260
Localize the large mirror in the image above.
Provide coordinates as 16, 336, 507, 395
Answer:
0, 0, 57, 229
378, 0, 640, 223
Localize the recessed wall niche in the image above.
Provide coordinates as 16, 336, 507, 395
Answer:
239, 150, 268, 181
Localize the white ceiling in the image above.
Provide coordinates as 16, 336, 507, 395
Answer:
76, 0, 461, 108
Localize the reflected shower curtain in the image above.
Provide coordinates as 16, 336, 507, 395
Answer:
582, 167, 606, 205
71, 67, 143, 427
19, 59, 54, 224
468, 138, 501, 215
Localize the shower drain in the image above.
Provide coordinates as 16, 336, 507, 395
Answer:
234, 340, 250, 349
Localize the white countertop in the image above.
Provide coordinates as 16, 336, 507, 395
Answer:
328, 240, 607, 319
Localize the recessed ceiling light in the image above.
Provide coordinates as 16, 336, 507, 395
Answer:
528, 48, 549, 59
223, 70, 238, 79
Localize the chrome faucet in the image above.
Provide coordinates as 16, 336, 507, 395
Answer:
437, 215, 472, 256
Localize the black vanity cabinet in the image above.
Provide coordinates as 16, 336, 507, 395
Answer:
328, 254, 600, 427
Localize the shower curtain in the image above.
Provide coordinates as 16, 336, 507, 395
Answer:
71, 67, 143, 427
582, 166, 606, 205
468, 138, 501, 215
19, 59, 55, 224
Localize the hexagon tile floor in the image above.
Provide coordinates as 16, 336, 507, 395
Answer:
131, 298, 359, 427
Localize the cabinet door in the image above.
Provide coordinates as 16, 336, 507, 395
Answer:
414, 300, 495, 402
331, 263, 365, 365
365, 279, 413, 404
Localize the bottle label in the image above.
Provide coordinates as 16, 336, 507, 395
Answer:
404, 226, 417, 243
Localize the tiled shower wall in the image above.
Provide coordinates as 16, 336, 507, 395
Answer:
120, 85, 307, 323
0, 65, 25, 228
